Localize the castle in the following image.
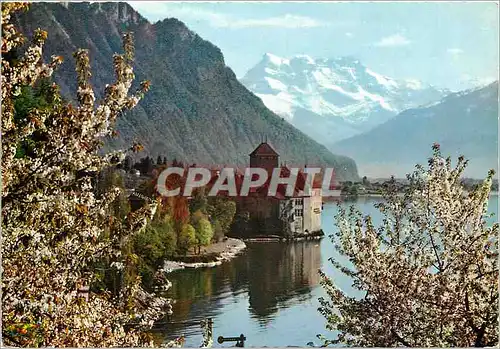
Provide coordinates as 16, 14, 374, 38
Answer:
127, 141, 326, 239
232, 142, 323, 239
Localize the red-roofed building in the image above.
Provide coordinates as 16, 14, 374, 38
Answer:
249, 142, 279, 176
234, 142, 323, 238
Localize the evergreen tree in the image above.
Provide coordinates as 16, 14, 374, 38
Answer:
123, 155, 133, 171
146, 156, 154, 173
362, 176, 370, 186
136, 156, 154, 175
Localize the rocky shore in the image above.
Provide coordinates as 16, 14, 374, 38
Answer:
163, 238, 246, 273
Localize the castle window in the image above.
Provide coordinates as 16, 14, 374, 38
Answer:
295, 209, 303, 217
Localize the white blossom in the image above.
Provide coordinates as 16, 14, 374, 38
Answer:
1, 4, 176, 347
318, 144, 498, 346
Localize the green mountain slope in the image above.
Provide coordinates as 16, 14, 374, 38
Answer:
14, 2, 359, 181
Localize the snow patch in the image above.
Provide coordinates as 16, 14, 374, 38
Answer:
51, 14, 71, 40
365, 68, 398, 88
342, 67, 357, 80
356, 87, 395, 111
265, 77, 288, 91
321, 67, 332, 75
242, 53, 443, 127
264, 53, 290, 66
405, 79, 423, 90
256, 93, 295, 120
308, 71, 396, 112
264, 67, 279, 75
312, 70, 344, 89
291, 85, 308, 94
294, 54, 315, 64
309, 97, 340, 116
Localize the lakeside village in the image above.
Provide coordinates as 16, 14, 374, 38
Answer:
340, 173, 499, 199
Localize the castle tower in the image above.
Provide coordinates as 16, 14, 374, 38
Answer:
249, 142, 279, 175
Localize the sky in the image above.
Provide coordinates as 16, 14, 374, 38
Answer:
128, 1, 498, 91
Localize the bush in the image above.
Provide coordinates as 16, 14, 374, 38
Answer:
207, 197, 236, 238
133, 219, 177, 289
191, 209, 207, 225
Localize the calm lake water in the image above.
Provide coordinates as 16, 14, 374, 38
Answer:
157, 195, 498, 347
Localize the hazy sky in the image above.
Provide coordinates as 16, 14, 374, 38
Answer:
129, 1, 498, 91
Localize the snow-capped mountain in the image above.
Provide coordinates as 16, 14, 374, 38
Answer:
241, 53, 447, 145
331, 82, 498, 178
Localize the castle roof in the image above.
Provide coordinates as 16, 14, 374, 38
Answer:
249, 142, 279, 157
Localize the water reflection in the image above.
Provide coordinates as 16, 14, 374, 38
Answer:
244, 241, 321, 320
161, 240, 322, 343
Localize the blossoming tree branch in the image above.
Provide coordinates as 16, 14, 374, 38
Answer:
1, 3, 181, 347
317, 144, 498, 347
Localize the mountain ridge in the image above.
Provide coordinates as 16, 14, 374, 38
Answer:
13, 2, 359, 181
331, 82, 499, 178
241, 52, 447, 145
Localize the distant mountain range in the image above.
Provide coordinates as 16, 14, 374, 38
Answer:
13, 2, 359, 181
331, 82, 498, 178
241, 53, 447, 145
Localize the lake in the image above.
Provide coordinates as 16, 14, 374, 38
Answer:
157, 195, 498, 347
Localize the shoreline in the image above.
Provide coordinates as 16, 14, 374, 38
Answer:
241, 230, 325, 243
243, 235, 324, 243
163, 238, 246, 273
328, 191, 499, 201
